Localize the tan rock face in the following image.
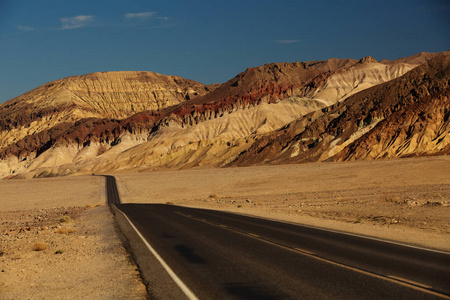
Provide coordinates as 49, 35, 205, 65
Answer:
0, 71, 210, 150
62, 71, 210, 118
0, 52, 448, 178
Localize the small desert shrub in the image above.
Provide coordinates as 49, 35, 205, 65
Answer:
32, 242, 48, 251
55, 250, 64, 255
85, 203, 104, 208
55, 227, 77, 234
59, 215, 73, 223
383, 194, 406, 204
237, 205, 242, 208
209, 194, 217, 199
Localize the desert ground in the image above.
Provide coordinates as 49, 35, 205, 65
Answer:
1, 156, 449, 298
0, 176, 147, 299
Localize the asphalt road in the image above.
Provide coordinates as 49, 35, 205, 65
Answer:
115, 204, 450, 299
102, 175, 450, 299
103, 175, 121, 205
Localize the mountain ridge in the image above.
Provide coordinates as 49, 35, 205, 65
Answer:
229, 54, 450, 166
0, 51, 448, 178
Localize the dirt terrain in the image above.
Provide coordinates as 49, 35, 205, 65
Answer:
0, 156, 449, 298
0, 177, 147, 299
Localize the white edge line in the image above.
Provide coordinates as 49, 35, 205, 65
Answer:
115, 206, 199, 300
177, 205, 450, 256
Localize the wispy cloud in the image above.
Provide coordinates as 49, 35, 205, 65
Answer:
60, 15, 94, 30
125, 12, 156, 19
17, 25, 35, 31
56, 12, 169, 31
275, 39, 300, 44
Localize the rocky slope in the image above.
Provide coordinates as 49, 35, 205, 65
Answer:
0, 71, 211, 150
229, 54, 450, 166
0, 51, 448, 178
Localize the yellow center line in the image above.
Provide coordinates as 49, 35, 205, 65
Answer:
294, 248, 316, 255
387, 275, 433, 290
247, 233, 260, 238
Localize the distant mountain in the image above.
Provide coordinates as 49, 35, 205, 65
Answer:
0, 51, 448, 178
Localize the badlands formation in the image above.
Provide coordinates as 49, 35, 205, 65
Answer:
0, 51, 449, 178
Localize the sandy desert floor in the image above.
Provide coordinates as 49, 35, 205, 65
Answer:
0, 156, 449, 298
0, 177, 147, 299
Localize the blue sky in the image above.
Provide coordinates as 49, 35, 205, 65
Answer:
0, 0, 449, 103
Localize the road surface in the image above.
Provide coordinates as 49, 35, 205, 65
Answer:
105, 176, 450, 299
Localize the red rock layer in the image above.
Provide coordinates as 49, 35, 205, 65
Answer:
228, 54, 450, 165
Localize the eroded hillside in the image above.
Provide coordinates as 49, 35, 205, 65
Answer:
0, 51, 448, 178
230, 54, 450, 165
0, 71, 211, 150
